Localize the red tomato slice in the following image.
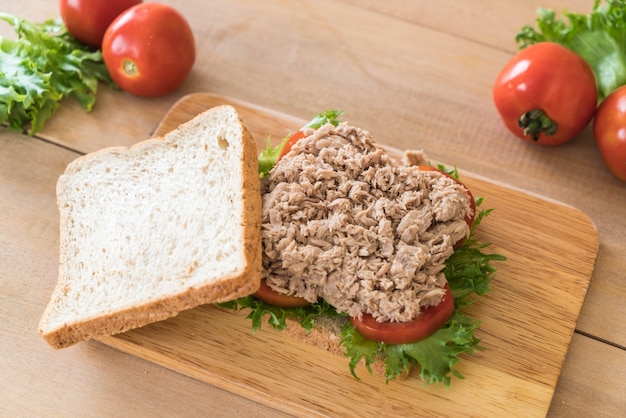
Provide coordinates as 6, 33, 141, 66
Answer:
277, 131, 307, 161
349, 283, 454, 345
253, 279, 312, 308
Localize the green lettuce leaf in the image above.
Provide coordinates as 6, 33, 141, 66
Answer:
257, 138, 284, 178
516, 0, 626, 100
219, 296, 342, 333
0, 14, 115, 134
376, 310, 482, 386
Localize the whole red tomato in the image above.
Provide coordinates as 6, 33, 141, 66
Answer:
493, 42, 598, 146
593, 85, 626, 182
102, 3, 195, 97
59, 0, 142, 48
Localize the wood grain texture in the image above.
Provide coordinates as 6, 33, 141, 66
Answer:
548, 333, 626, 417
3, 0, 625, 415
98, 93, 599, 417
337, 0, 592, 52
5, 1, 624, 348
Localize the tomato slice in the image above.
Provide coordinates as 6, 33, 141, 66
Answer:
253, 279, 312, 307
277, 131, 307, 161
349, 283, 454, 345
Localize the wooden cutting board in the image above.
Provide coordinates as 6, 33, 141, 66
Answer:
98, 93, 599, 417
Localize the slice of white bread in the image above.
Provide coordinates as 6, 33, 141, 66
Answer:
39, 105, 262, 349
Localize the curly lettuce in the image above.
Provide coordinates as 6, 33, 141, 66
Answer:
0, 14, 114, 134
516, 0, 626, 100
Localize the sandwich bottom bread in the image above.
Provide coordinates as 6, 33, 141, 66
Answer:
39, 105, 262, 349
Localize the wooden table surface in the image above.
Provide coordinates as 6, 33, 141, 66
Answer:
1, 1, 624, 417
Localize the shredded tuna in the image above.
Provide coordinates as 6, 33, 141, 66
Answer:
261, 123, 472, 322
402, 149, 428, 167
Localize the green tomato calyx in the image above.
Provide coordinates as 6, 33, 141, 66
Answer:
519, 109, 557, 141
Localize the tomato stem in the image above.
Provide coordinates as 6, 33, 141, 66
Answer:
122, 59, 138, 77
518, 109, 557, 141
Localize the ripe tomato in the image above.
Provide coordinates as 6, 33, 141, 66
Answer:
59, 0, 142, 48
277, 131, 307, 161
349, 283, 454, 345
254, 279, 312, 308
102, 3, 195, 97
493, 42, 597, 146
593, 85, 626, 182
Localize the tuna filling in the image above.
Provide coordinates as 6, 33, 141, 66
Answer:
261, 123, 472, 323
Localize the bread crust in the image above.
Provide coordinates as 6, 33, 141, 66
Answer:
44, 273, 259, 348
39, 105, 262, 349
